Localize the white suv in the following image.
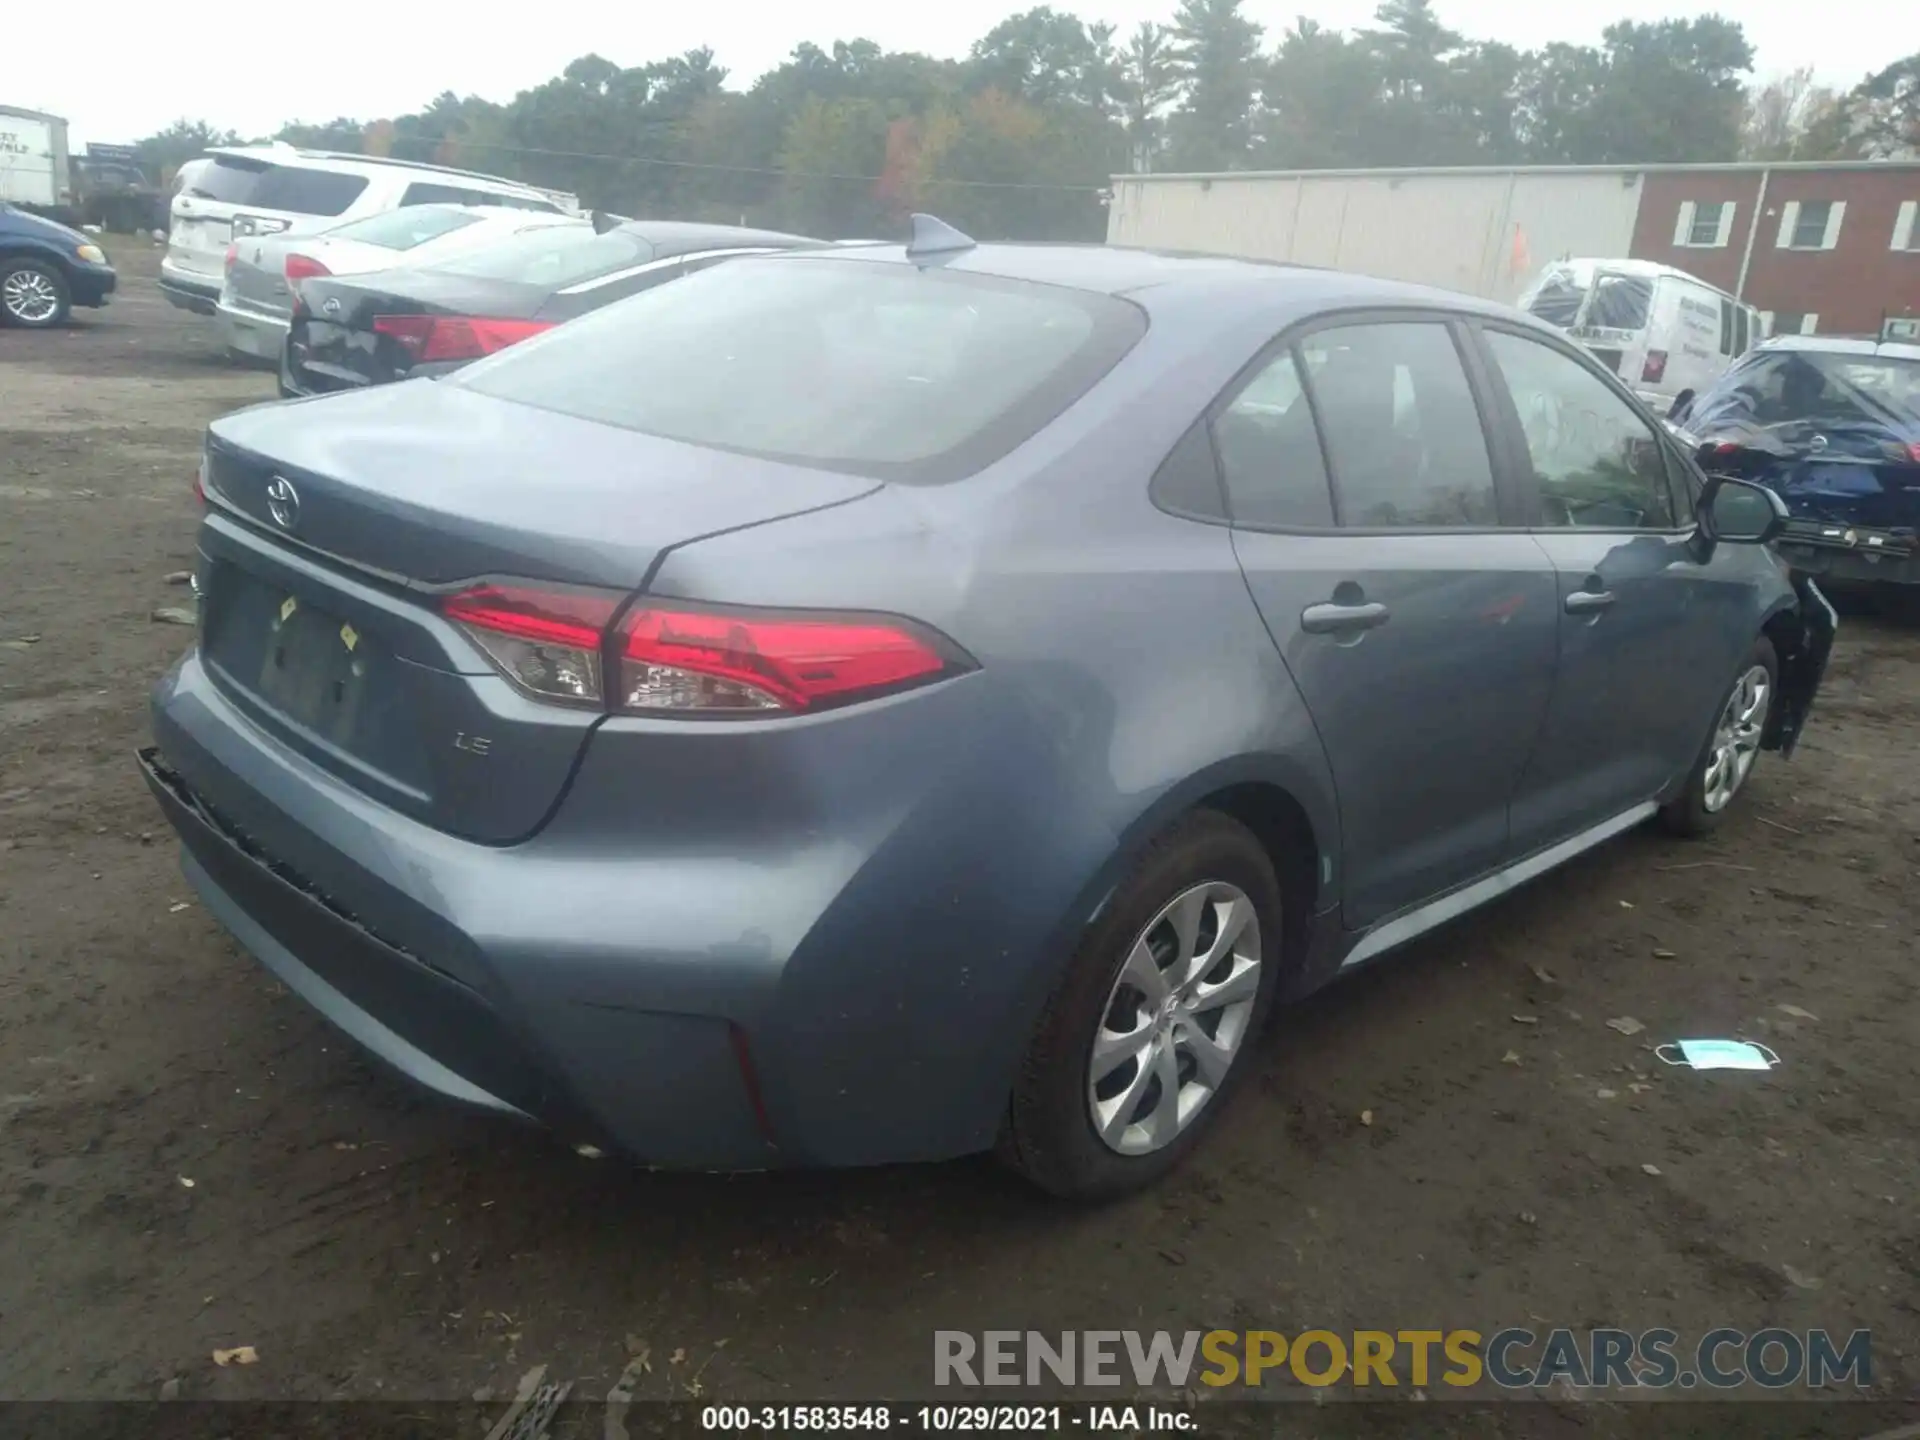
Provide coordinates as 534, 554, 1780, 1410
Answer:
159, 144, 573, 315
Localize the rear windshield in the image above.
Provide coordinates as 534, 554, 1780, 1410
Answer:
185, 157, 368, 217
1521, 264, 1653, 333
429, 225, 642, 286
324, 206, 481, 251
455, 258, 1147, 483
1693, 349, 1920, 434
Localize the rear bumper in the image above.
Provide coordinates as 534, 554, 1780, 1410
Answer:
139, 729, 777, 1167
1776, 526, 1920, 587
159, 264, 220, 315
144, 647, 1091, 1170
217, 301, 289, 361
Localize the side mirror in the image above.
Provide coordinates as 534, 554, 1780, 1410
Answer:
1667, 388, 1694, 422
1700, 475, 1787, 546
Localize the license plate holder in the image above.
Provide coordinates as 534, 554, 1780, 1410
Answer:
251, 593, 374, 744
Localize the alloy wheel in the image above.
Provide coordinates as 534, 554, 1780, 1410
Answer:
1702, 664, 1770, 813
1087, 881, 1262, 1156
2, 268, 60, 325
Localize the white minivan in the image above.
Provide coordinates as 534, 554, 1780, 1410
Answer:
1517, 258, 1763, 416
160, 144, 567, 316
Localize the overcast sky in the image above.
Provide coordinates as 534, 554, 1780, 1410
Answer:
26, 0, 1887, 147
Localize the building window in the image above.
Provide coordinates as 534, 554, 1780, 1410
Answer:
1674, 201, 1735, 247
1777, 200, 1845, 250
1894, 201, 1919, 251
1681, 200, 1743, 247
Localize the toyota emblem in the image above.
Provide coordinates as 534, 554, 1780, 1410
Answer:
265, 476, 301, 531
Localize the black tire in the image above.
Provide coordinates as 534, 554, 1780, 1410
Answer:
1659, 634, 1778, 838
999, 810, 1285, 1200
0, 258, 72, 329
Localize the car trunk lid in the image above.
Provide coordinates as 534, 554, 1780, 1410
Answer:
167, 195, 233, 282
196, 381, 880, 841
286, 270, 548, 393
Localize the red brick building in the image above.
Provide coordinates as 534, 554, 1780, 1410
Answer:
1629, 161, 1920, 337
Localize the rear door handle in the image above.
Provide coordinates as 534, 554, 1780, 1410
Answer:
1300, 601, 1390, 634
1564, 589, 1616, 615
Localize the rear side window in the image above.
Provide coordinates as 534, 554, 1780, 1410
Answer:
402, 181, 559, 213
1302, 322, 1498, 527
1484, 330, 1678, 530
183, 158, 368, 216
430, 226, 645, 286
1213, 349, 1334, 527
457, 258, 1146, 484
325, 206, 481, 251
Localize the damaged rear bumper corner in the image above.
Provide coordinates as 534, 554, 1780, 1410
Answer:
1764, 574, 1838, 760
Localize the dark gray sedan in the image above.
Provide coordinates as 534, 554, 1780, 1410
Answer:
142, 221, 1835, 1198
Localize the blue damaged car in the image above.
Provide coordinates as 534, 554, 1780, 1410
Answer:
1671, 327, 1920, 592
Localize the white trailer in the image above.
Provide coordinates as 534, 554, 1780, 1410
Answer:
1106, 165, 1646, 304
0, 106, 73, 209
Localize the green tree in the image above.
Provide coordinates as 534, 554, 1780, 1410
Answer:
1115, 22, 1180, 169
1357, 0, 1472, 163
912, 89, 1115, 238
776, 95, 895, 236
275, 118, 365, 152
969, 8, 1113, 111
136, 120, 242, 185
1165, 0, 1263, 170
1256, 19, 1381, 167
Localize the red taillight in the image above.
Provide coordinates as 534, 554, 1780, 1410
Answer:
283, 253, 330, 285
439, 585, 968, 716
1907, 442, 1920, 465
618, 606, 954, 713
1641, 350, 1668, 384
224, 243, 238, 272
372, 314, 552, 363
442, 583, 618, 708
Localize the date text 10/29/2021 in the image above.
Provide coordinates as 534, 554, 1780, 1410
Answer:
701, 1407, 1189, 1432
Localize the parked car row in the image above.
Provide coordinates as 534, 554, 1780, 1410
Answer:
218, 203, 582, 364
279, 217, 816, 395
159, 143, 575, 318
141, 213, 1838, 1198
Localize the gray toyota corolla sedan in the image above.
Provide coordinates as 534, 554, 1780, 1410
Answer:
142, 217, 1835, 1199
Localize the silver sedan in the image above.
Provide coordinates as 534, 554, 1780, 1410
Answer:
216, 204, 583, 363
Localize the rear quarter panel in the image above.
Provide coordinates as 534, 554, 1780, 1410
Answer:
636, 288, 1342, 1162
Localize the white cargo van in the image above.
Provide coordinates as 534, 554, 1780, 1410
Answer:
1517, 259, 1762, 416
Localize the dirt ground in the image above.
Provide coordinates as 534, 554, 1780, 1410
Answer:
3, 242, 1918, 1419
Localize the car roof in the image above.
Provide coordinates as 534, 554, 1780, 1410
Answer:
202, 143, 550, 198
1756, 334, 1920, 362
766, 240, 1535, 324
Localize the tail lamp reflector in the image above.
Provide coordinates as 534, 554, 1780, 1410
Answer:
440, 585, 963, 715
373, 315, 553, 363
